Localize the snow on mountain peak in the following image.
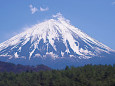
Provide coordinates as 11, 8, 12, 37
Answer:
0, 13, 113, 60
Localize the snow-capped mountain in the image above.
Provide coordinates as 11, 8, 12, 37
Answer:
0, 13, 115, 69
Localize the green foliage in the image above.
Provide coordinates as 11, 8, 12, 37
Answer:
0, 64, 115, 86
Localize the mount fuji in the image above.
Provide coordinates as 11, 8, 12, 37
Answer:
0, 13, 115, 69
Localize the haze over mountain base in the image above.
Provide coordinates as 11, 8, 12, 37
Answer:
0, 51, 115, 69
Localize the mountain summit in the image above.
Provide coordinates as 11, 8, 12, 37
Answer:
0, 13, 115, 69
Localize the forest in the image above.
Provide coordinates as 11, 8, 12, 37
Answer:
0, 64, 115, 86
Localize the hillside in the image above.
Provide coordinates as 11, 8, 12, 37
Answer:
0, 61, 51, 73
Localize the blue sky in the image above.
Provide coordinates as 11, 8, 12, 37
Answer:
0, 0, 115, 50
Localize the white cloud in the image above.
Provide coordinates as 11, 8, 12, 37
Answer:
52, 12, 62, 18
52, 12, 70, 24
112, 2, 115, 5
40, 7, 49, 12
29, 4, 38, 14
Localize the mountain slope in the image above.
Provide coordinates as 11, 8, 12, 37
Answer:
0, 13, 115, 69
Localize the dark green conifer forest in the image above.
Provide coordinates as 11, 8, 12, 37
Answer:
0, 64, 115, 86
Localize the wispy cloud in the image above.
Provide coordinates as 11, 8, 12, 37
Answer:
29, 5, 38, 14
112, 2, 115, 5
52, 12, 70, 24
40, 7, 49, 12
52, 12, 62, 18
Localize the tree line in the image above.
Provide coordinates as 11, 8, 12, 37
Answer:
0, 64, 115, 86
